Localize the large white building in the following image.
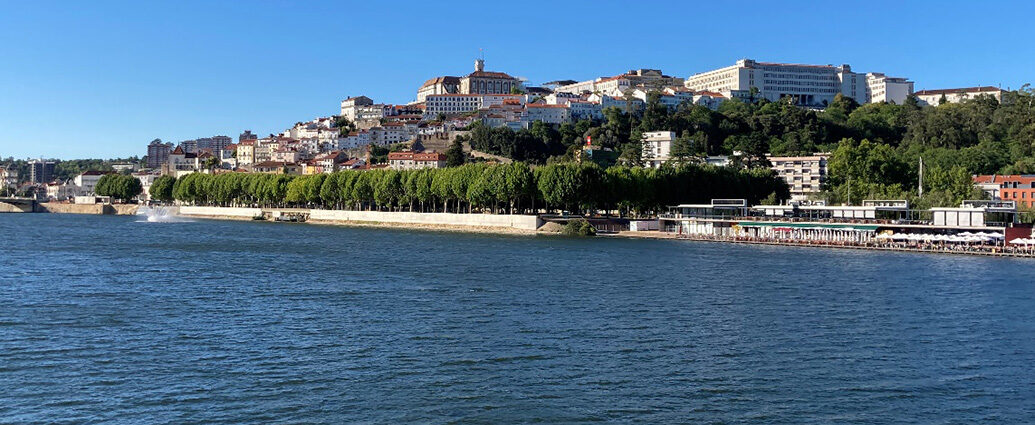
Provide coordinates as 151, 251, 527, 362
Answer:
914, 86, 1005, 106
523, 104, 570, 124
684, 59, 913, 107
73, 171, 113, 195
866, 73, 914, 104
424, 94, 528, 117
339, 96, 374, 121
554, 69, 684, 96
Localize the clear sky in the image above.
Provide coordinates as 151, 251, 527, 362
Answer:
1, 0, 1031, 159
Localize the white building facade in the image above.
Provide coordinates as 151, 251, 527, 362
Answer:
684, 59, 912, 106
914, 86, 1005, 106
642, 131, 675, 168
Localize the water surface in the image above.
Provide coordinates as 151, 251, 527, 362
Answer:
1, 214, 1034, 423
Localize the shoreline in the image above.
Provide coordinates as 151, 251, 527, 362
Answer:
305, 218, 537, 235
24, 203, 1024, 258
605, 231, 1035, 259
175, 206, 540, 236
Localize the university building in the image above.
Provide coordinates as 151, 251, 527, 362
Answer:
683, 59, 913, 107
416, 59, 522, 104
914, 86, 1005, 106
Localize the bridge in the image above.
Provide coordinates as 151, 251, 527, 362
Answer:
0, 197, 40, 213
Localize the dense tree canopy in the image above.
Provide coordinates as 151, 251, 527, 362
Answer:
95, 174, 143, 201
167, 162, 788, 217
458, 86, 1035, 208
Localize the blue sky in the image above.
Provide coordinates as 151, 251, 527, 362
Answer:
1, 0, 1031, 159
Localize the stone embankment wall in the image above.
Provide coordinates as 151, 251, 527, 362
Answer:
0, 202, 30, 213
308, 209, 542, 231
177, 206, 262, 220
177, 206, 542, 232
38, 203, 139, 215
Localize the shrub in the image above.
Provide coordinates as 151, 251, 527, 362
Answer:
562, 218, 596, 236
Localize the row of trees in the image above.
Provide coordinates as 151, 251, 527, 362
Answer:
159, 162, 788, 217
95, 174, 143, 201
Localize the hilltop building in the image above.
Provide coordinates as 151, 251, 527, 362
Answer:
683, 59, 913, 107
416, 59, 522, 104
553, 69, 684, 96
417, 76, 461, 103
915, 86, 1005, 106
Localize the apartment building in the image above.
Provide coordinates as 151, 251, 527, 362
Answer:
28, 159, 55, 184
423, 93, 527, 117
523, 104, 570, 124
236, 140, 256, 166
641, 131, 675, 168
767, 153, 829, 201
973, 175, 1035, 208
146, 139, 174, 169
387, 151, 447, 170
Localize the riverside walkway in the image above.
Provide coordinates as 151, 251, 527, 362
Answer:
675, 234, 1035, 258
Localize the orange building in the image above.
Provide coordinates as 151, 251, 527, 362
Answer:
973, 175, 1035, 208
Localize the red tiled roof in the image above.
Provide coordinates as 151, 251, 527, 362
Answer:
696, 90, 726, 98
421, 76, 461, 88
414, 152, 446, 161
467, 71, 516, 80
973, 175, 1035, 184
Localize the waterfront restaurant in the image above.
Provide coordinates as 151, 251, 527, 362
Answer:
660, 199, 1019, 246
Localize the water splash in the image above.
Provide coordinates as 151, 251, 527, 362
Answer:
136, 206, 191, 223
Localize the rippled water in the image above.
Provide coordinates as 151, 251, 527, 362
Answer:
2, 214, 1034, 424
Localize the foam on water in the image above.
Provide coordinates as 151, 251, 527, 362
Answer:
136, 206, 192, 223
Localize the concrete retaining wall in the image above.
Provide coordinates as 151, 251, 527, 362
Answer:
177, 206, 542, 231
37, 203, 139, 215
0, 202, 30, 213
178, 206, 263, 219
308, 209, 542, 231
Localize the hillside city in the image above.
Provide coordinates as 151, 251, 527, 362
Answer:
1, 57, 1031, 217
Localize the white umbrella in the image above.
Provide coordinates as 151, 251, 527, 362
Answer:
1010, 238, 1033, 245
875, 233, 893, 240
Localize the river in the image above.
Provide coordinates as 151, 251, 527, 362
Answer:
1, 213, 1034, 423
